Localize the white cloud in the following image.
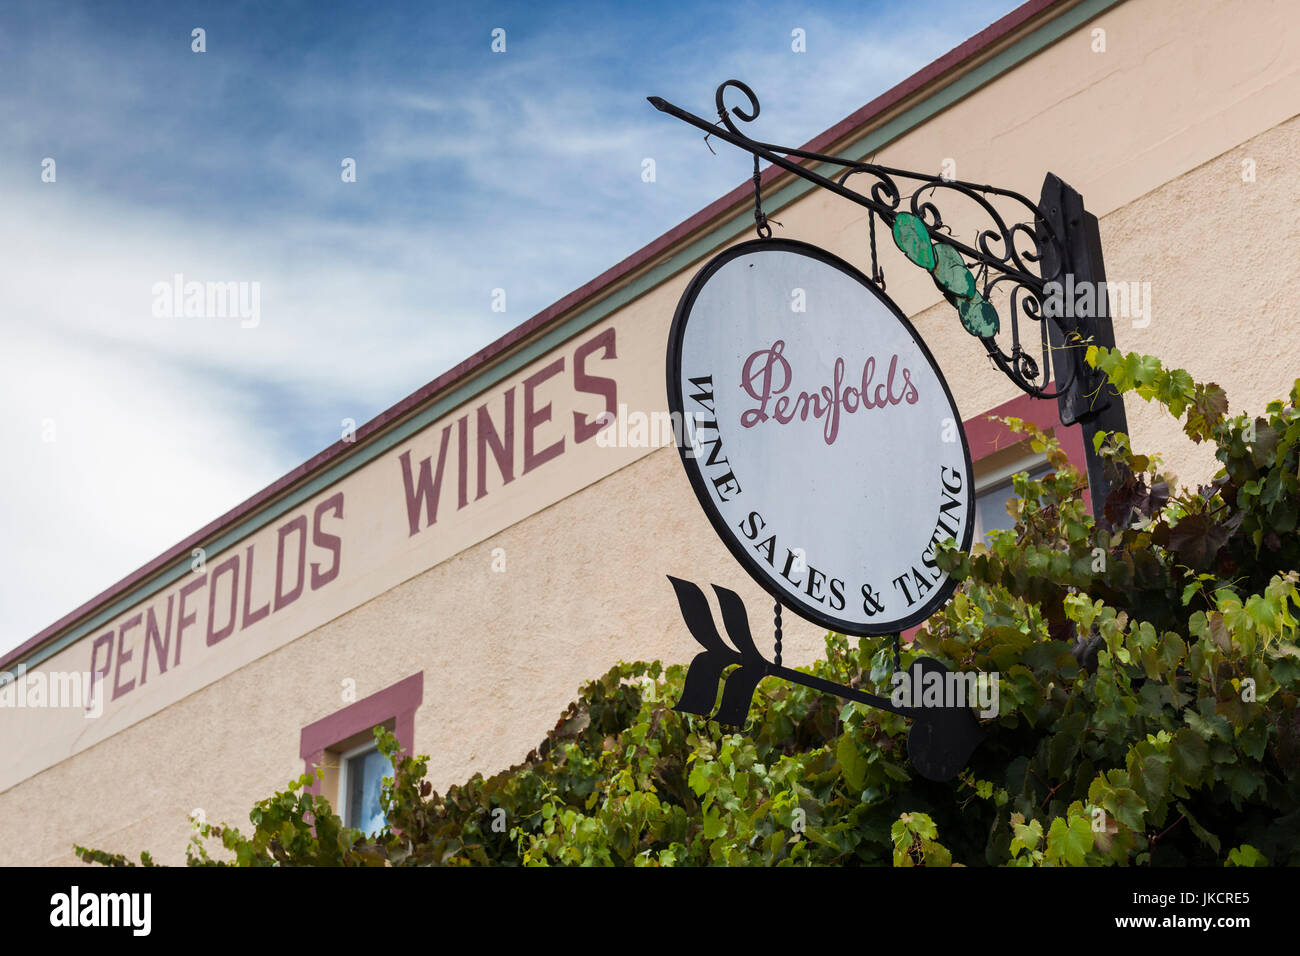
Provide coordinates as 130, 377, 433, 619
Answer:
0, 322, 283, 647
0, 189, 496, 651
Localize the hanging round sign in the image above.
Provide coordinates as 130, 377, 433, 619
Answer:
667, 238, 974, 635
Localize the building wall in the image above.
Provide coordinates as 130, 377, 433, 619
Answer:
4, 0, 1300, 864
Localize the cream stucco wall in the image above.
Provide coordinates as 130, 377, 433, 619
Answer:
4, 0, 1300, 864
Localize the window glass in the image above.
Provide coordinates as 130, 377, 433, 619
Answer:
973, 462, 1052, 544
344, 746, 393, 836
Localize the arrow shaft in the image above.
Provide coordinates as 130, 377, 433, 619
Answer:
769, 664, 917, 720
648, 95, 896, 224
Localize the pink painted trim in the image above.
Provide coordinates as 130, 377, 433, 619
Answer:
3, 0, 1072, 669
902, 392, 1092, 643
299, 672, 423, 795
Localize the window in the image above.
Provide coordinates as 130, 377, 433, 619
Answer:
299, 672, 423, 832
338, 741, 394, 836
972, 454, 1053, 545
899, 393, 1092, 643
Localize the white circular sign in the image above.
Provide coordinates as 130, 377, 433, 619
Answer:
667, 239, 974, 635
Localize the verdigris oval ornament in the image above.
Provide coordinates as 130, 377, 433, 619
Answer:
891, 213, 935, 269
930, 243, 975, 298
958, 295, 999, 338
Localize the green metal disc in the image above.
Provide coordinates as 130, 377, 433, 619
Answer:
891, 213, 935, 269
958, 295, 1000, 338
930, 242, 975, 298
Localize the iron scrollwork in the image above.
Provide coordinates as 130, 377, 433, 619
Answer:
650, 79, 1075, 400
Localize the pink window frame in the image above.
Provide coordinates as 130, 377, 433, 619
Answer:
298, 671, 423, 796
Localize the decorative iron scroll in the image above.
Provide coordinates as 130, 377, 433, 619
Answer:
649, 80, 1076, 400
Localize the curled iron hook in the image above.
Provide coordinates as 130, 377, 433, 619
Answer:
716, 79, 760, 136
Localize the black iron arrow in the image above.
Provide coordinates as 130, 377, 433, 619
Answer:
667, 576, 985, 782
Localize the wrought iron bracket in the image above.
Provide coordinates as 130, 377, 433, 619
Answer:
650, 79, 1131, 525
652, 80, 1090, 403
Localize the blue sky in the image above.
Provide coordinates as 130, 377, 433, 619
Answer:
0, 0, 1022, 651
